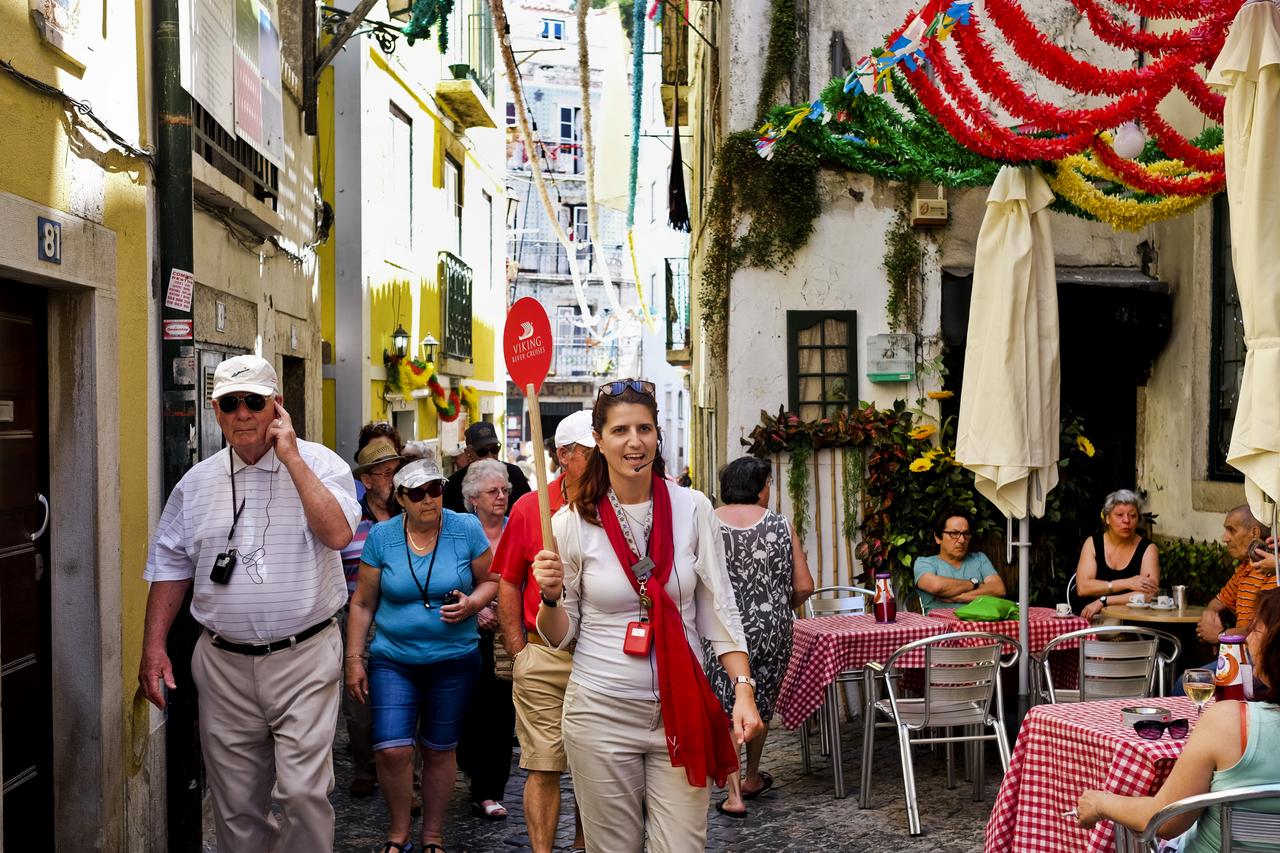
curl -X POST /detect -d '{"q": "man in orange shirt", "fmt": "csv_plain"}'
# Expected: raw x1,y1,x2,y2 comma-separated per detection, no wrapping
1197,505,1277,644
494,410,593,853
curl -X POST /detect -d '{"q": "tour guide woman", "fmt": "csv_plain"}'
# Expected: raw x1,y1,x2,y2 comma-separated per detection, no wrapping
345,459,498,853
532,379,763,852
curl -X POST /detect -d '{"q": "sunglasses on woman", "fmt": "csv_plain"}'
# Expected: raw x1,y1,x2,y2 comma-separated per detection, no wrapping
1132,718,1189,740
598,379,656,398
217,393,269,414
400,481,445,502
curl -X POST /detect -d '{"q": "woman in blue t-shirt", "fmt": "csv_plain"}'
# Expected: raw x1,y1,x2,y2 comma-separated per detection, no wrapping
345,458,497,853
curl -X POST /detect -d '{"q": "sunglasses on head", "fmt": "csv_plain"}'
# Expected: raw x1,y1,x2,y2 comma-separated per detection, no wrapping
598,379,656,399
401,481,445,502
217,393,269,414
1133,718,1189,740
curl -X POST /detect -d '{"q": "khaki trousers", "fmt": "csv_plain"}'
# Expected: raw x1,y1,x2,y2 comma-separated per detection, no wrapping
512,640,574,772
191,622,342,853
561,681,710,853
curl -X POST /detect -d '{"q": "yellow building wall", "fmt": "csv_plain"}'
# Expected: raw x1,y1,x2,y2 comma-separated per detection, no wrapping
319,64,339,449
0,0,152,809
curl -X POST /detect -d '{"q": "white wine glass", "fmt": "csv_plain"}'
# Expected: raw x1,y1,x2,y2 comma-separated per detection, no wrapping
1183,668,1215,719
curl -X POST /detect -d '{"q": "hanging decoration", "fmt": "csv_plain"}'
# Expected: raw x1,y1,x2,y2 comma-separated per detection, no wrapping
747,0,1233,230
489,0,599,334
459,384,480,424
426,374,463,421
402,0,456,51
667,11,691,232
575,0,624,318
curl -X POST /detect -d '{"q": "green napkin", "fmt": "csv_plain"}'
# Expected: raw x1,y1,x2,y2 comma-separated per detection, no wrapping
953,596,1019,621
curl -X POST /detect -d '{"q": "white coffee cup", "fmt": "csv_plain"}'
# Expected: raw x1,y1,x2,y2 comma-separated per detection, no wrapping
1055,603,1073,617
1157,595,1174,608
1130,593,1146,605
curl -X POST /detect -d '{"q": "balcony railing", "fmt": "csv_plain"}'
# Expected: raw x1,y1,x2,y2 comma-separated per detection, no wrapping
550,341,616,378
511,239,624,279
507,139,584,175
440,251,473,362
666,256,690,352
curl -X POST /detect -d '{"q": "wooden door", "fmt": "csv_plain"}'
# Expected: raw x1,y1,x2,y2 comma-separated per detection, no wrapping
0,283,53,845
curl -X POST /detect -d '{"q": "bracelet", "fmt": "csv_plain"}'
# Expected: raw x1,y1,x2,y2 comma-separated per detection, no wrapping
1107,580,1114,594
344,653,365,660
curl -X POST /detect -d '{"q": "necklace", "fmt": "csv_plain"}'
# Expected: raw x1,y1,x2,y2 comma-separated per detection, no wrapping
407,524,437,552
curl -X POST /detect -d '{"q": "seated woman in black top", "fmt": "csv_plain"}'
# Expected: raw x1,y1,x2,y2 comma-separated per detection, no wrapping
1070,489,1160,620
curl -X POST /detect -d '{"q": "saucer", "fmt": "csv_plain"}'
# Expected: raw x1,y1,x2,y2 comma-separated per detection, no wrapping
1149,603,1176,611
1127,601,1150,609
1052,611,1075,618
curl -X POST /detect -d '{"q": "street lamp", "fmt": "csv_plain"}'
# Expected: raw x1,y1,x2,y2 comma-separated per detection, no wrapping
421,334,439,363
391,323,410,358
386,0,413,23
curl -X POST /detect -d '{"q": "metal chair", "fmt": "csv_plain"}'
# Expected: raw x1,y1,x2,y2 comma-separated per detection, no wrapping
1113,784,1280,853
859,631,1022,836
1033,626,1181,704
799,585,876,792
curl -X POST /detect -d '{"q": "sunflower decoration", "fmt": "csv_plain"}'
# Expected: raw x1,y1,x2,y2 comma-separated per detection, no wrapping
908,423,937,441
909,456,934,473
1076,435,1096,458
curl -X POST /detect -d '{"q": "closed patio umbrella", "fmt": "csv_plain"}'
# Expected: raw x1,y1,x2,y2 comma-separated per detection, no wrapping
1210,0,1280,523
955,165,1060,705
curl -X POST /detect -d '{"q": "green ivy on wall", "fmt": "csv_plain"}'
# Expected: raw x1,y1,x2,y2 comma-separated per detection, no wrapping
756,0,798,125
883,184,923,334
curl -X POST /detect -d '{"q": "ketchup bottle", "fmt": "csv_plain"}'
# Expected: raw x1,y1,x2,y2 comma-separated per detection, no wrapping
873,573,897,624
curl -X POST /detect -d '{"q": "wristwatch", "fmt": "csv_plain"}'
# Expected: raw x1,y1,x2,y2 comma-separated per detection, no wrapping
970,578,980,590
540,593,559,608
1099,595,1109,607
733,675,757,691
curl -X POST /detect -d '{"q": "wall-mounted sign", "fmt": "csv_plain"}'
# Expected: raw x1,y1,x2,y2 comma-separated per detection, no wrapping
37,216,61,264
163,319,194,341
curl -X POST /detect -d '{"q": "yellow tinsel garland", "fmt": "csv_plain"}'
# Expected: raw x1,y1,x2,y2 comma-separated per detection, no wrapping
1047,153,1214,232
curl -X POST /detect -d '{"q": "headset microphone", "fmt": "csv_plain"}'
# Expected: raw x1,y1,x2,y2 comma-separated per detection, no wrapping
631,458,656,473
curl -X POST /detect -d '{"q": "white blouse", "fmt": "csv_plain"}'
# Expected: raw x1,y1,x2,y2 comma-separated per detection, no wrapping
538,484,748,700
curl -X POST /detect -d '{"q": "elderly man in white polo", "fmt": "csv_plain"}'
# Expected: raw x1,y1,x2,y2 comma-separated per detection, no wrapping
138,354,360,852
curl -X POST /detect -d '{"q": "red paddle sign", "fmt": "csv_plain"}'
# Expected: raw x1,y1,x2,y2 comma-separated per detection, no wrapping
503,297,554,394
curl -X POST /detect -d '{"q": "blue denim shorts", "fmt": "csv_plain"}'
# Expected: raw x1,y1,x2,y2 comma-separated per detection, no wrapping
369,650,480,751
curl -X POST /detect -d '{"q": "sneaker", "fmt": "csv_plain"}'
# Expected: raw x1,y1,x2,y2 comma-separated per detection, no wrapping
350,778,377,798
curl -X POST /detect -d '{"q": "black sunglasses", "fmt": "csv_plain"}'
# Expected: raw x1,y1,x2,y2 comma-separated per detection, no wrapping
1133,718,1189,740
401,481,445,502
598,379,656,399
217,393,269,414
473,445,501,458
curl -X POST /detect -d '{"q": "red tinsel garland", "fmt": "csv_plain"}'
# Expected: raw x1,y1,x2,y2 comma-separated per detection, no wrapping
980,0,1226,96
950,19,1179,132
1089,137,1225,195
1141,108,1224,172
1067,0,1200,54
1109,0,1222,20
1178,70,1226,121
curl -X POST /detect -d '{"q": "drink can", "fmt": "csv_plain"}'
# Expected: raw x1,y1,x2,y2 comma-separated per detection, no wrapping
1173,585,1187,610
1215,634,1248,702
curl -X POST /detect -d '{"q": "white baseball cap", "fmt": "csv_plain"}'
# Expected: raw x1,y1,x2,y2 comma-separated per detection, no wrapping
211,355,279,400
554,409,596,449
393,459,448,490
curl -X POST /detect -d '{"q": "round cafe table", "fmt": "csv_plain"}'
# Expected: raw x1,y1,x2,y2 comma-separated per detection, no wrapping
1101,604,1206,624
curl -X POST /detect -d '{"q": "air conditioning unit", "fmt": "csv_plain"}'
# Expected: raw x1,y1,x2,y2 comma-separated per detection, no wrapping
912,182,948,227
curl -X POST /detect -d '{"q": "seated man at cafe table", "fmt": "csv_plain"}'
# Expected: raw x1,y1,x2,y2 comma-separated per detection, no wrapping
913,509,1006,614
1196,505,1277,645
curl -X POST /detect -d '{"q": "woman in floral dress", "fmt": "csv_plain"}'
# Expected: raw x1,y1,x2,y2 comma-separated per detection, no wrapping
705,456,814,817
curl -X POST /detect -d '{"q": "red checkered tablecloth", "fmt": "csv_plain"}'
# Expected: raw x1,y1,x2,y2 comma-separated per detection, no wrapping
984,696,1197,853
928,606,1089,654
774,612,951,729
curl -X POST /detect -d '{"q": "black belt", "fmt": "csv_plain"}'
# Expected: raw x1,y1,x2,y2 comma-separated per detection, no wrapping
209,617,335,656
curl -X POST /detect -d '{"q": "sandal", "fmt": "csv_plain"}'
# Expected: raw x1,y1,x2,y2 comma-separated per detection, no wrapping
741,770,774,800
471,800,508,820
380,842,413,853
422,845,446,853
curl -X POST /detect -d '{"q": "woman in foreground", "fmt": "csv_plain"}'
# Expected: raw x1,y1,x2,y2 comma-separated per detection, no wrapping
531,379,762,852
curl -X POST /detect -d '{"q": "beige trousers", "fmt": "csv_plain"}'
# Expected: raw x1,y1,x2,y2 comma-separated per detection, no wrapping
561,681,710,853
191,622,342,853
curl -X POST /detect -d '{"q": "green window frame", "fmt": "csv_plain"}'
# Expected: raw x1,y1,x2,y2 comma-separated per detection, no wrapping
786,310,857,419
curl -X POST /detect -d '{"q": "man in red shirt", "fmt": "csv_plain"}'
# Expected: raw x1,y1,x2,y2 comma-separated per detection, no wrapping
495,410,593,853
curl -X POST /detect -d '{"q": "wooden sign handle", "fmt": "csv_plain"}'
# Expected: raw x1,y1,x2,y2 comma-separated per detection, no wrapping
526,384,555,550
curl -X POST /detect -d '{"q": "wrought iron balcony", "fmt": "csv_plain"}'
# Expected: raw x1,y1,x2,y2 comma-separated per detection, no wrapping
665,256,690,361
440,251,473,362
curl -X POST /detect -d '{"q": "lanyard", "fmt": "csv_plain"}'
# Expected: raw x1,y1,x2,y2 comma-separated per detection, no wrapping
227,450,246,545
607,488,656,609
402,515,444,609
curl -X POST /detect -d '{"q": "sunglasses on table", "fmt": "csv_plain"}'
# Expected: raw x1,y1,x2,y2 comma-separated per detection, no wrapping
217,393,270,414
598,379,656,398
400,481,445,502
1132,718,1189,740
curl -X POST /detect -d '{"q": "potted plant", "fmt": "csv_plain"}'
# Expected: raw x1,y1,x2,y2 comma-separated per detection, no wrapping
448,62,471,81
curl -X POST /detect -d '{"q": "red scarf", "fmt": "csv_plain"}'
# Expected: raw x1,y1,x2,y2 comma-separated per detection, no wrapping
597,477,739,788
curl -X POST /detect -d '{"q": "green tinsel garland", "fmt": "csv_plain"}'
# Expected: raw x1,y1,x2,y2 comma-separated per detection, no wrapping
402,0,455,51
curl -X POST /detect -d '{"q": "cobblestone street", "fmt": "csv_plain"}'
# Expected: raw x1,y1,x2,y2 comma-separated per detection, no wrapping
326,717,997,853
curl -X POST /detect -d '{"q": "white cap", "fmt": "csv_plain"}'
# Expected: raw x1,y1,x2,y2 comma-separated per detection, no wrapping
393,459,447,490
211,355,279,400
554,409,596,449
